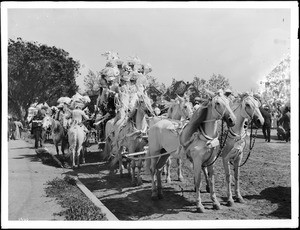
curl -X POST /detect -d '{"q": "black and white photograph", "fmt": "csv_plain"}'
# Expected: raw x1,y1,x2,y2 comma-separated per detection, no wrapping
2,1,299,229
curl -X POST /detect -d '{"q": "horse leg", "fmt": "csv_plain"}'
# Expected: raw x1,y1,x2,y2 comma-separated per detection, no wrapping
202,167,210,193
137,159,143,186
130,160,136,186
118,148,124,177
234,153,245,203
61,136,65,156
206,164,221,210
150,156,159,200
165,157,172,183
156,168,164,199
193,159,205,213
222,156,234,206
77,145,83,168
54,140,60,156
177,158,184,182
70,147,76,169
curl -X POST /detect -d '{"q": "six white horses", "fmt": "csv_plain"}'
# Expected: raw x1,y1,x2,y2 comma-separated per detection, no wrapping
42,88,265,213
146,90,236,213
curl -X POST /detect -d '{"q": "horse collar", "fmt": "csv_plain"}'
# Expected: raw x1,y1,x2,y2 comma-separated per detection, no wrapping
198,125,214,141
228,127,247,140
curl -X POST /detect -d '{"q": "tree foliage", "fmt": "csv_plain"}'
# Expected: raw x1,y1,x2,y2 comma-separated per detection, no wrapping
8,38,79,120
189,74,231,100
83,70,101,96
206,74,230,92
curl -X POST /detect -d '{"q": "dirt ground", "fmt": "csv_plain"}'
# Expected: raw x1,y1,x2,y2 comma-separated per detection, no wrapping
72,129,292,221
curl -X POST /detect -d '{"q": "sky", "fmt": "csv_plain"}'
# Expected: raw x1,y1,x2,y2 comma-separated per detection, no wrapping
4,2,294,93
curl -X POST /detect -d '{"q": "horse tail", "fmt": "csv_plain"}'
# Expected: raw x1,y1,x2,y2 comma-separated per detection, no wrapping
69,126,77,152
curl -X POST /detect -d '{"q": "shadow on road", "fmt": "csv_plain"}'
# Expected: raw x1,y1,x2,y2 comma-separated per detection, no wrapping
12,154,41,162
101,188,195,220
243,186,291,219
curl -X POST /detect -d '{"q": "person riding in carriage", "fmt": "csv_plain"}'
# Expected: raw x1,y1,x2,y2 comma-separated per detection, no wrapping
66,104,90,134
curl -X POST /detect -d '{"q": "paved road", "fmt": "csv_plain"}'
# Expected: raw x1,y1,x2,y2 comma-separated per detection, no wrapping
7,139,70,220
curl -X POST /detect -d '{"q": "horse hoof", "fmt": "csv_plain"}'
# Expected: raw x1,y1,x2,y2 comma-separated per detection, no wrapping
213,203,221,210
236,196,245,204
196,207,205,213
227,199,234,207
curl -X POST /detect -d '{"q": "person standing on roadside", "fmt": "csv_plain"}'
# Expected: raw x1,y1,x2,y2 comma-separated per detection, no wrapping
8,117,16,140
14,119,24,140
260,105,272,142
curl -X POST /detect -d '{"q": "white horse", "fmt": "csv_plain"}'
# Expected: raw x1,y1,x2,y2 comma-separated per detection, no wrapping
205,92,264,206
42,115,68,156
110,91,154,185
146,89,236,213
68,124,87,169
163,96,193,183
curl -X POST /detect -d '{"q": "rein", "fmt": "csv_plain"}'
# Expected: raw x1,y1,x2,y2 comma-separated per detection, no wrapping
202,119,229,168
237,119,258,167
228,97,259,167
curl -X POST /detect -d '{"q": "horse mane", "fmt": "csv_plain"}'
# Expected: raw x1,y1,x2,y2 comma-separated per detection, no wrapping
189,104,208,130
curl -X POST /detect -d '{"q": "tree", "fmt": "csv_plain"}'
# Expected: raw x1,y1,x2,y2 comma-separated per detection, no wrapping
8,38,79,120
83,70,101,96
206,74,231,92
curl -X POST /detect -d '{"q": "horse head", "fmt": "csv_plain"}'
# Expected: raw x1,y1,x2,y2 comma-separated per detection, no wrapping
207,89,236,127
42,115,52,130
239,92,264,128
169,95,193,120
136,91,154,117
